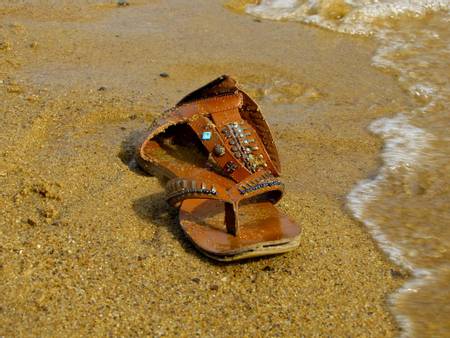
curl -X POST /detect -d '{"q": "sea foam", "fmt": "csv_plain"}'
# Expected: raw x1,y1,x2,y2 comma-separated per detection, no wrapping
247,0,449,34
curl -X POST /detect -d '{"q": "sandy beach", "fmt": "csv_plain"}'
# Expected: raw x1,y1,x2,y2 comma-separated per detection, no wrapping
0,1,416,336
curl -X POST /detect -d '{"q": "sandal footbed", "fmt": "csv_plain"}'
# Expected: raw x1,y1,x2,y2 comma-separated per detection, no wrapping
180,199,301,258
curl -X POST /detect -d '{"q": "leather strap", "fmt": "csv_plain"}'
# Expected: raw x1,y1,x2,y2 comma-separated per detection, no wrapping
139,76,282,177
188,114,251,182
187,95,277,182
165,174,284,236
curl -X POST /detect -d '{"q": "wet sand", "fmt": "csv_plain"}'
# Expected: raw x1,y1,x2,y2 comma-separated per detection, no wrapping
0,1,413,336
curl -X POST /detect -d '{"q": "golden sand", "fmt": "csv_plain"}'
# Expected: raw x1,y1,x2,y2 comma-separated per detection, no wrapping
0,0,414,336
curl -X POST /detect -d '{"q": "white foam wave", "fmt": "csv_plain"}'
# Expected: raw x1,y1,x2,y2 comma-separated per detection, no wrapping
389,268,432,338
347,115,435,337
347,115,432,268
247,0,449,35
369,115,431,171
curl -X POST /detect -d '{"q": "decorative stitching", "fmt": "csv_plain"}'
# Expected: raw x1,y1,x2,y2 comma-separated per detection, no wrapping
238,180,283,195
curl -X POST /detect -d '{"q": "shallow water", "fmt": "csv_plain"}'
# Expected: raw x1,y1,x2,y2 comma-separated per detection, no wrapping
244,0,450,336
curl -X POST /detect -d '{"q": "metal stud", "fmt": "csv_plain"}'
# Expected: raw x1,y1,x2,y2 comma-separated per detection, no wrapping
225,161,238,174
213,144,226,157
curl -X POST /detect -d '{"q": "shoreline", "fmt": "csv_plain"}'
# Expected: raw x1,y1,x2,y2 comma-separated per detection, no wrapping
0,1,413,336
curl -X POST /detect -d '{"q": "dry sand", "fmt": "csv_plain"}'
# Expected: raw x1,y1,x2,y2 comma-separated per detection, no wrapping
0,0,414,336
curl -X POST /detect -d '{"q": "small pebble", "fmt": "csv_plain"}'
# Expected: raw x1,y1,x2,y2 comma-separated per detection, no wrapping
209,284,219,291
117,0,129,7
390,269,404,279
98,86,106,91
27,218,37,226
192,277,200,284
159,72,169,78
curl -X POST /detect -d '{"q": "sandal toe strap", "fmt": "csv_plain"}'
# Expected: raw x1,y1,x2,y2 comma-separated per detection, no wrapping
165,173,284,236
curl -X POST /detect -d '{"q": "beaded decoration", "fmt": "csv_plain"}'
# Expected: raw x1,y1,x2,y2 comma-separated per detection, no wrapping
221,121,267,173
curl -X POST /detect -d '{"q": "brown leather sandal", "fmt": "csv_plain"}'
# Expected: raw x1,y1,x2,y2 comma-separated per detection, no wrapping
137,75,301,261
